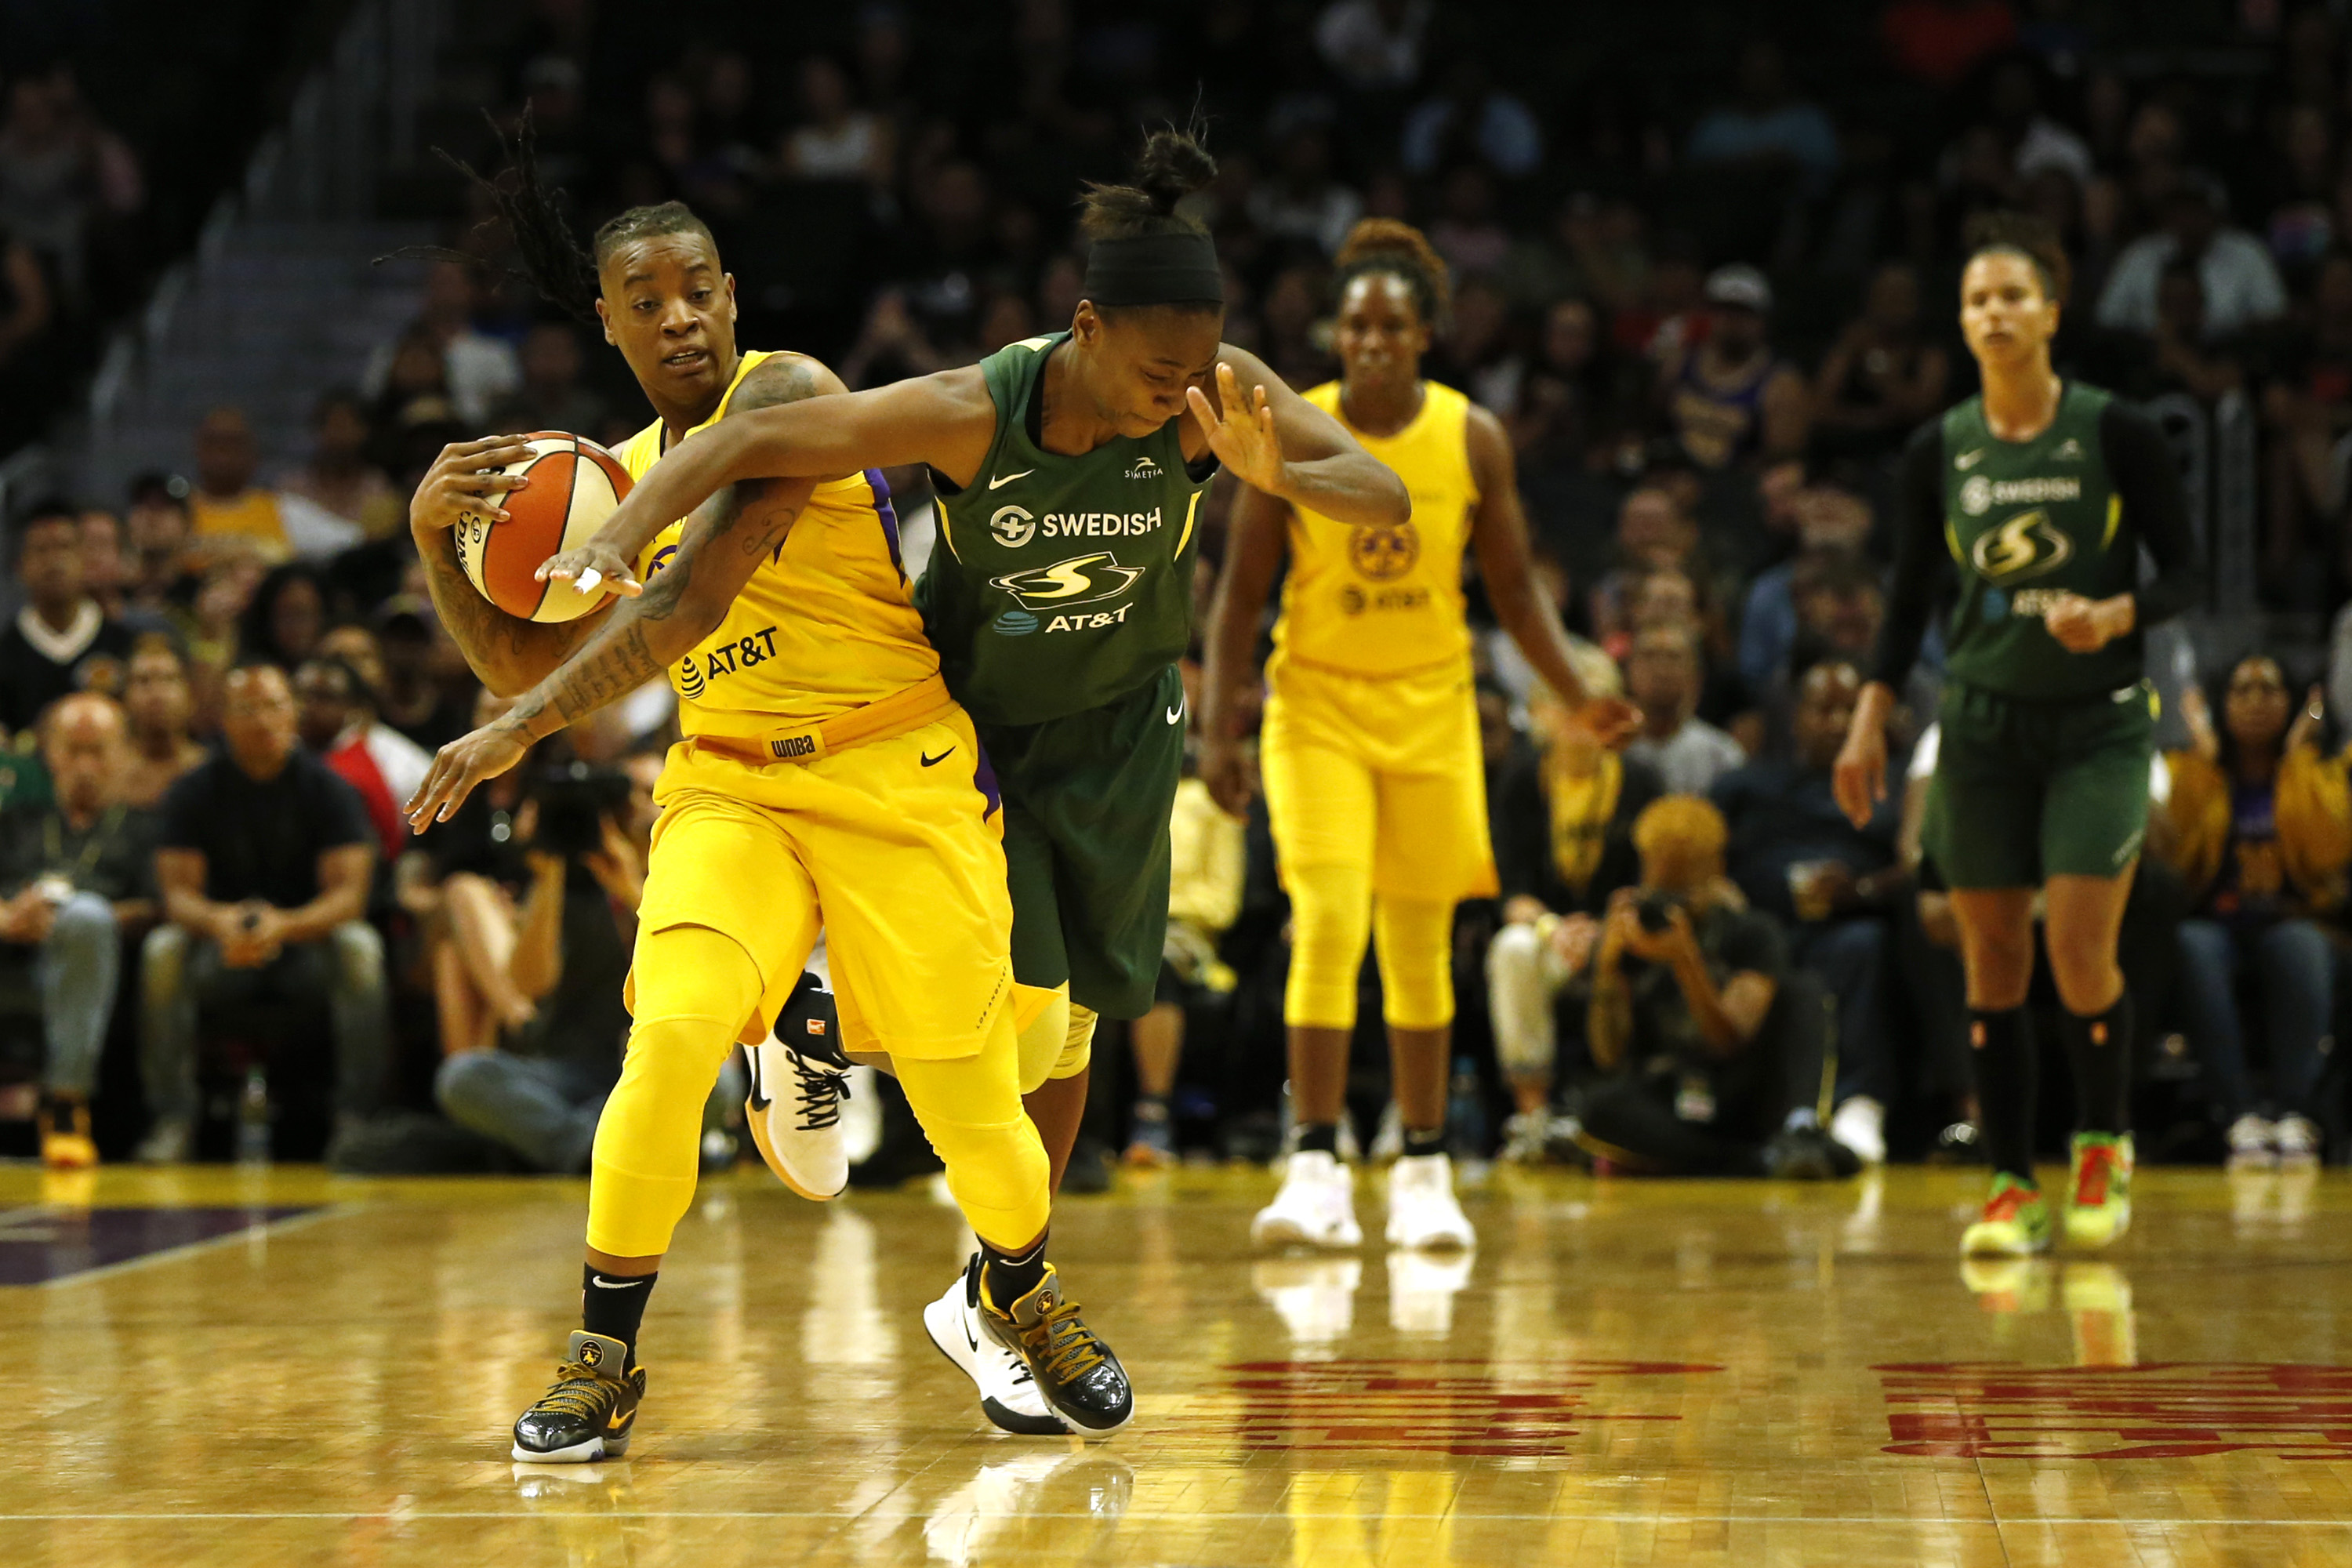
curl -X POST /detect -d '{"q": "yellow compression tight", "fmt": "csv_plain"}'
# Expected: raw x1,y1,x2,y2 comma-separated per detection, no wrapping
590,924,1052,1258
1282,859,1457,1033
1010,982,1099,1094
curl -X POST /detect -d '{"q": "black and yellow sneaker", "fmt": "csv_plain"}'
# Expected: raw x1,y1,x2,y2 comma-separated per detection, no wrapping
511,1331,646,1463
980,1263,1133,1436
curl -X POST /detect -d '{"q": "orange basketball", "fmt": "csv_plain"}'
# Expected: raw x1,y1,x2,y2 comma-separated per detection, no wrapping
452,432,633,623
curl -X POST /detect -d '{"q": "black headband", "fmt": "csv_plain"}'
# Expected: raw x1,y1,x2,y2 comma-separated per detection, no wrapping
1083,231,1224,307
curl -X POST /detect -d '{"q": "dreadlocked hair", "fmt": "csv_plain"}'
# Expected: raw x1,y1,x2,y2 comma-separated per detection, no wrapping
1080,124,1217,242
380,109,717,325
1962,209,2072,306
1333,219,1450,326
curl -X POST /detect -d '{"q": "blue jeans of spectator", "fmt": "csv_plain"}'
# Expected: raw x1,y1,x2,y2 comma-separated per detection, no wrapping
24,891,118,1097
140,920,390,1127
1787,916,1892,1107
2175,917,2333,1120
436,1051,612,1174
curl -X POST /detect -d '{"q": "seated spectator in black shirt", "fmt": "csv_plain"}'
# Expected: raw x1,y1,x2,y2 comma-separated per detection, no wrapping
0,499,135,735
0,692,156,1168
1712,661,1904,1164
1573,795,1854,1179
139,663,387,1161
1486,681,1663,1160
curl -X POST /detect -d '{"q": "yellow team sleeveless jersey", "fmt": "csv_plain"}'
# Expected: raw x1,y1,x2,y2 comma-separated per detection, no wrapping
1270,379,1479,679
612,350,938,737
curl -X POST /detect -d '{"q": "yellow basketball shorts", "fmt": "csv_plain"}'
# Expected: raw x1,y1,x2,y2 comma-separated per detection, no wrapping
1261,654,1498,902
631,708,1014,1060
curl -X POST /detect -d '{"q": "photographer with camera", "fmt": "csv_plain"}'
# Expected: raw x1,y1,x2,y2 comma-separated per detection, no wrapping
433,760,659,1174
1572,794,1855,1179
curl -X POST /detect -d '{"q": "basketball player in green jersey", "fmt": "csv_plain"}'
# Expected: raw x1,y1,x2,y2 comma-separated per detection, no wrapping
1835,214,2200,1258
533,129,1409,1432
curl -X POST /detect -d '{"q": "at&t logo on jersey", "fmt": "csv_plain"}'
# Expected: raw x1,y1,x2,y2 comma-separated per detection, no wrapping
677,626,781,698
989,551,1144,609
1969,509,2074,582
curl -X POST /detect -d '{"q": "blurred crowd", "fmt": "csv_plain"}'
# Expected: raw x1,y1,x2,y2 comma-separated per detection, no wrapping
9,0,2352,1181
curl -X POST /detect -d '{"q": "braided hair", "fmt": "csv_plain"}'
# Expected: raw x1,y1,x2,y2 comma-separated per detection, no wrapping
388,110,717,324
1333,219,1451,328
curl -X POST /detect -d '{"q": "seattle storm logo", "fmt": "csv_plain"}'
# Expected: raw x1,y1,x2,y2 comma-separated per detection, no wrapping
989,552,1144,609
1970,510,2074,583
1348,520,1420,581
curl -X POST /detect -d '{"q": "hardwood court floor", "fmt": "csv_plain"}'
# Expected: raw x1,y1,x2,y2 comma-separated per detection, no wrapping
5,1160,2352,1566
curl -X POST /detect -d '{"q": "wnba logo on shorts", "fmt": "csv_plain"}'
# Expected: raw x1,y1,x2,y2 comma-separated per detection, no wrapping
770,735,818,760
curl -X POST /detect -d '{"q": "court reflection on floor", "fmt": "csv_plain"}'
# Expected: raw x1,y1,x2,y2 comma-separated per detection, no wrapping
8,1163,2352,1567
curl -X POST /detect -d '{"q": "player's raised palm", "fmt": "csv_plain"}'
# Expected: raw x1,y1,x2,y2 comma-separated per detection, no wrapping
1188,362,1283,492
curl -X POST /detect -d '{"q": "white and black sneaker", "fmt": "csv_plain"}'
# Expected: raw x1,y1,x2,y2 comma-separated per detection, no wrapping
924,1253,1069,1436
746,974,852,1200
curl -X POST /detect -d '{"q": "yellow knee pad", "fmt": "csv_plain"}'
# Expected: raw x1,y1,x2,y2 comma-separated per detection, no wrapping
1284,860,1374,1030
1054,1004,1096,1081
895,1025,1051,1251
1012,982,1069,1094
1374,895,1456,1031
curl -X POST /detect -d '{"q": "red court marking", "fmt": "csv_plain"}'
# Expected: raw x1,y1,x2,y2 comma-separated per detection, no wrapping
1874,1362,2352,1459
1160,1359,1722,1458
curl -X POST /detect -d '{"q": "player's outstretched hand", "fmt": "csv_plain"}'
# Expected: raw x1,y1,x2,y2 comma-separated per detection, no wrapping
1569,695,1641,750
536,540,642,599
1186,362,1283,492
1832,724,1886,830
2042,591,2130,653
405,720,532,833
411,435,535,537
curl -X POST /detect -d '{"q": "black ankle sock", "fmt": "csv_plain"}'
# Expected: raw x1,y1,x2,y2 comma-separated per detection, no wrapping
580,1265,656,1360
982,1235,1047,1311
1968,1007,2038,1183
1296,1122,1340,1156
2060,992,2133,1137
1402,1125,1446,1159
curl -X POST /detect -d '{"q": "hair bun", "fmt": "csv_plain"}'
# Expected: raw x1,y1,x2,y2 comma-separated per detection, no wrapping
1134,128,1217,215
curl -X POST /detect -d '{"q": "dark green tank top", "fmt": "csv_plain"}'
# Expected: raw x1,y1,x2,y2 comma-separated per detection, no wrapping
1938,382,2142,699
916,332,1216,727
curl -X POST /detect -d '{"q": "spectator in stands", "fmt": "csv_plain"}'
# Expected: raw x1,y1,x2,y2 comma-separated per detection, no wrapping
1686,38,1839,196
1486,681,1663,1160
1315,0,1431,94
79,507,128,621
1510,296,1645,477
780,55,895,190
238,563,326,673
0,74,97,295
2108,260,2245,406
1247,122,1361,258
2097,175,2288,341
1737,483,1874,702
294,655,431,869
277,390,395,538
362,260,520,427
1812,262,1950,461
372,598,474,753
1660,266,1809,470
188,407,360,562
1986,57,2092,190
1123,761,1247,1166
1712,660,1903,1163
486,322,609,442
1573,795,1853,1178
118,633,205,808
1401,57,1541,179
140,662,387,1162
0,692,155,1168
0,499,132,734
122,472,197,623
2160,657,2347,1168
1621,621,1746,796
2264,250,2352,585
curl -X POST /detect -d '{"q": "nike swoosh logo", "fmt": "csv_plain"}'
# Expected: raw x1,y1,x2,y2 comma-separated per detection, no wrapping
589,1277,648,1290
921,748,955,767
1166,702,1185,725
964,1313,979,1353
1955,448,1985,470
746,1051,771,1113
987,470,1034,490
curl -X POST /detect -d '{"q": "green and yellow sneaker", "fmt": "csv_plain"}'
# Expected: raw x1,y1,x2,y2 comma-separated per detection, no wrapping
2064,1132,2134,1247
1961,1172,2053,1256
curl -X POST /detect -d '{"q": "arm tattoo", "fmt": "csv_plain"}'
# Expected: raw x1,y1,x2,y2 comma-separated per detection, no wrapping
418,526,598,688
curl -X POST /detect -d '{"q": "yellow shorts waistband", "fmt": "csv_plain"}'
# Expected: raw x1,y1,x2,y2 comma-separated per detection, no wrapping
684,673,955,768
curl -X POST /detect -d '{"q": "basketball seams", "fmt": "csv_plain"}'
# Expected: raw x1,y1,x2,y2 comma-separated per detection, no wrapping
458,430,633,623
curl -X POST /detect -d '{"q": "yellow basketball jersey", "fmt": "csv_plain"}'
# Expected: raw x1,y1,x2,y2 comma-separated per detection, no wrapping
1271,379,1479,678
613,350,938,737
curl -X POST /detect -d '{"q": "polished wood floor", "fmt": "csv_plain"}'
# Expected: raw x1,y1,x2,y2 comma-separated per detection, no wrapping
5,1160,2352,1566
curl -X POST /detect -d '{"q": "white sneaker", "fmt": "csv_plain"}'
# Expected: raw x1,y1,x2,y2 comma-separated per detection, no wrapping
2226,1112,2278,1170
1385,1152,1475,1250
921,1255,1069,1436
2275,1114,2323,1169
1830,1096,1887,1166
1251,1150,1362,1248
745,1033,850,1200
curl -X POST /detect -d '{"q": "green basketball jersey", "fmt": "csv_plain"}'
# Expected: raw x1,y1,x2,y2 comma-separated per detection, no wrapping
1938,382,2143,700
915,332,1215,728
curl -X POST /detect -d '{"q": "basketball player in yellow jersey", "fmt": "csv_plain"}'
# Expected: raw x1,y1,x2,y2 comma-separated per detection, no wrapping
1202,220,1637,1252
403,147,1132,1457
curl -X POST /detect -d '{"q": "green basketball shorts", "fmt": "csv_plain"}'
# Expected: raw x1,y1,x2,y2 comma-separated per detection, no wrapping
1922,679,2156,890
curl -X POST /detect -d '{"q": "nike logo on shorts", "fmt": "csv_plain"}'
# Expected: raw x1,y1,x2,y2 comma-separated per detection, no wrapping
921,747,956,767
1167,700,1185,725
987,469,1034,490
